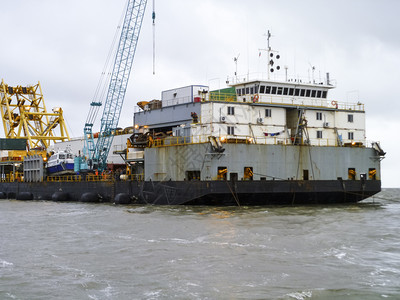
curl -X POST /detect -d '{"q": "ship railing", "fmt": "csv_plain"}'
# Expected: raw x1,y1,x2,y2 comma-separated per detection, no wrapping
123,173,144,181
226,72,334,86
257,95,365,111
152,134,372,148
86,174,114,182
47,175,82,182
202,89,364,111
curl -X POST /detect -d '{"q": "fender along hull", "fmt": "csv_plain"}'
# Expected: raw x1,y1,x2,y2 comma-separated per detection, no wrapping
0,179,381,205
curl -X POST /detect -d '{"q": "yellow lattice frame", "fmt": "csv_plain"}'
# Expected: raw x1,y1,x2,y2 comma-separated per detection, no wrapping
0,79,70,150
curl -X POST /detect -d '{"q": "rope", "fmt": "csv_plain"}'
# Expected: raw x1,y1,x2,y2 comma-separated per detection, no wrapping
226,180,241,207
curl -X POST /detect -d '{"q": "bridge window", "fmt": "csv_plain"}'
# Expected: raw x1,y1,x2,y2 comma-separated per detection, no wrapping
246,87,249,94
311,90,316,97
236,89,241,96
306,89,311,97
289,88,294,96
277,87,283,95
265,86,271,94
271,86,277,94
295,88,300,96
260,85,265,93
317,90,322,98
300,89,305,96
283,87,288,95
250,87,254,94
322,91,327,98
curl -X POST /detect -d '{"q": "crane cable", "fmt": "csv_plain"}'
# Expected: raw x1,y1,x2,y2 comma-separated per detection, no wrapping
152,0,156,75
87,1,127,126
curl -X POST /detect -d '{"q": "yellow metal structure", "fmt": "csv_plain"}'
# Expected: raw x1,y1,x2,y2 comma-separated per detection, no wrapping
0,79,70,150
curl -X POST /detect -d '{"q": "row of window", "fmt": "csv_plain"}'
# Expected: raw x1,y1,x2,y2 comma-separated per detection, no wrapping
229,107,354,122
227,126,355,140
187,167,377,181
236,85,328,99
317,131,355,140
316,112,354,123
227,106,272,118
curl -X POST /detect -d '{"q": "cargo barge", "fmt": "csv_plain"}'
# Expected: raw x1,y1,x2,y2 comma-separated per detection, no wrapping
0,75,385,205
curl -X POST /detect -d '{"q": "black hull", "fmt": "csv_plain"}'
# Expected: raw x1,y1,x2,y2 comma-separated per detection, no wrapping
0,179,381,205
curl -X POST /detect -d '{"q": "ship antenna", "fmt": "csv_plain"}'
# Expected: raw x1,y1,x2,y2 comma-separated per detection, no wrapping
267,30,271,79
259,30,280,80
233,53,240,83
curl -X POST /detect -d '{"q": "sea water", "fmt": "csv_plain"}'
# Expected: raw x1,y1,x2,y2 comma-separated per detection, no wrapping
0,189,399,299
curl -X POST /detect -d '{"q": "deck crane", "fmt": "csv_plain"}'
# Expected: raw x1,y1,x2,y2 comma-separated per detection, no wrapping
82,0,148,172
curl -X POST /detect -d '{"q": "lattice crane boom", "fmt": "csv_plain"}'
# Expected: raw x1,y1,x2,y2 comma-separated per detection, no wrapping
83,0,147,171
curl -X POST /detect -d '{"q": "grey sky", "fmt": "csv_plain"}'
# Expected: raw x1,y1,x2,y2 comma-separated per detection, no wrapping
1,0,398,187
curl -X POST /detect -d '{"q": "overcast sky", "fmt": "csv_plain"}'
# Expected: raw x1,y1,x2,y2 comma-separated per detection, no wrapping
1,0,399,187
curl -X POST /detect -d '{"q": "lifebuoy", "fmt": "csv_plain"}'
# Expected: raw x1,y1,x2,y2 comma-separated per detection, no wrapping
331,100,337,106
253,94,259,102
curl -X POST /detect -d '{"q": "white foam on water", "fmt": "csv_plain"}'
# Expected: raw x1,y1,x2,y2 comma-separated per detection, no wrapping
287,290,313,300
1,259,13,268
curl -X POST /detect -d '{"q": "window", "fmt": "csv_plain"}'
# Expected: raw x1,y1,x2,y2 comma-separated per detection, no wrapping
317,90,322,98
271,86,277,94
250,87,254,94
236,89,241,96
322,91,327,98
217,167,227,180
241,88,245,95
255,86,259,93
245,87,249,94
316,112,322,120
295,89,300,96
348,114,354,123
227,126,235,135
283,87,288,95
306,89,311,97
317,130,323,139
186,170,200,181
277,87,283,95
265,86,271,94
260,85,265,93
369,168,376,180
300,89,305,96
289,88,294,96
244,167,253,180
348,132,354,140
227,106,235,115
311,90,316,97
265,108,272,117
230,173,238,181
348,168,356,180
303,169,309,180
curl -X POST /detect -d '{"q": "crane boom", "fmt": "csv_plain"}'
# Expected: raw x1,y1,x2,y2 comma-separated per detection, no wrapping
83,0,147,171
